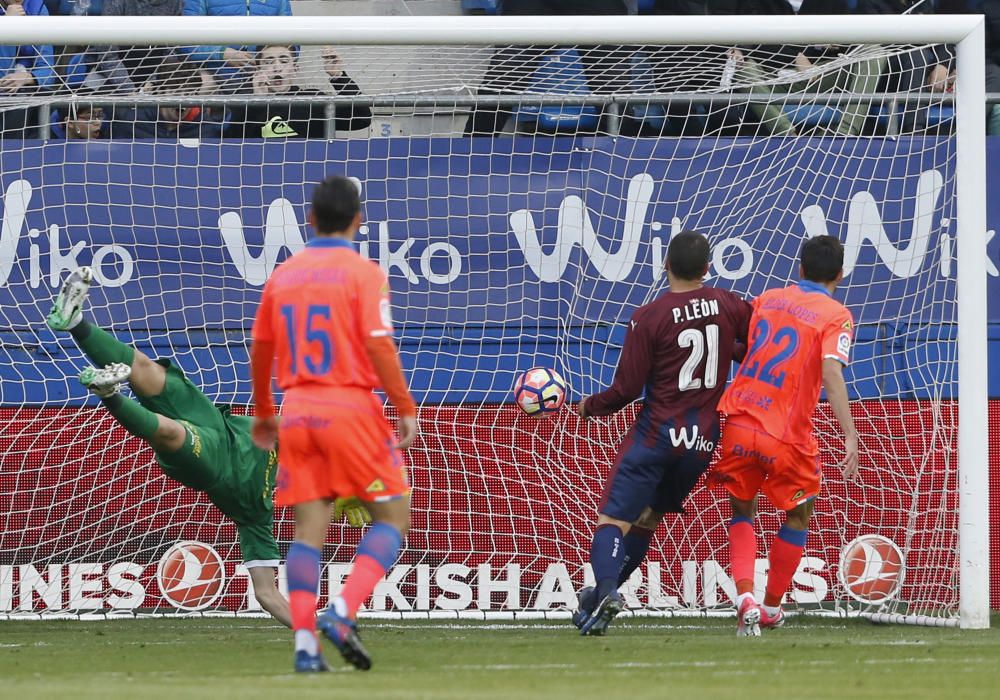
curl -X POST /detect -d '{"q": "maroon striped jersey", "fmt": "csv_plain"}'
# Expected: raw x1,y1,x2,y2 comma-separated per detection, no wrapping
585,286,753,439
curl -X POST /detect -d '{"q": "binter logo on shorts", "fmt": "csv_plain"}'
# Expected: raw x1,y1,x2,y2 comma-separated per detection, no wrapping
838,534,905,606
156,541,226,611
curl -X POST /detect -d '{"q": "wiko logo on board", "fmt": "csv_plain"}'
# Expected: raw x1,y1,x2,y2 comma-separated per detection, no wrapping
507,169,989,283
0,180,135,288
217,179,464,287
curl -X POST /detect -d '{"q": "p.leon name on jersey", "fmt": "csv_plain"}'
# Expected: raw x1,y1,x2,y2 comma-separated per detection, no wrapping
672,297,721,324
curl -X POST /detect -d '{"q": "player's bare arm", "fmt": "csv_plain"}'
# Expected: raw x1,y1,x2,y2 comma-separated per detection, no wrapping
365,334,419,449
821,357,859,479
249,566,292,627
250,336,279,451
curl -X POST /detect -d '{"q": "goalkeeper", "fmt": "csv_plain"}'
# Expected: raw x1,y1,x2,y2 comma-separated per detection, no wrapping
45,266,370,626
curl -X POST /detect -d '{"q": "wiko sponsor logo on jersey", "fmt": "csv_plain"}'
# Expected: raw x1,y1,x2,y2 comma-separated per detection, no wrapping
667,425,715,453
0,180,135,288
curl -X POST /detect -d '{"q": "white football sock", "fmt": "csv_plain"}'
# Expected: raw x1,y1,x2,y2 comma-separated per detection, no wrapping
330,595,348,618
763,604,781,617
736,592,756,609
294,629,318,655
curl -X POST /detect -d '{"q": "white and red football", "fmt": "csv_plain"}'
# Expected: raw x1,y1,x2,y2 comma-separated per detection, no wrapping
513,367,568,416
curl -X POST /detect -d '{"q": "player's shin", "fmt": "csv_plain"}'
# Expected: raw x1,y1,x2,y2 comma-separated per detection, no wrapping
728,516,757,601
70,321,136,368
616,526,654,587
590,523,625,600
338,521,403,619
286,541,322,654
101,394,159,441
763,524,808,611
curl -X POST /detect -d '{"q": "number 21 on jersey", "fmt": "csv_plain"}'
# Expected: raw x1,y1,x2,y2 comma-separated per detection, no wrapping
280,304,335,375
678,324,719,392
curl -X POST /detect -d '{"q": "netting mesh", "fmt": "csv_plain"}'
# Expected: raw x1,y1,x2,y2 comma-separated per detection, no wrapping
0,39,964,621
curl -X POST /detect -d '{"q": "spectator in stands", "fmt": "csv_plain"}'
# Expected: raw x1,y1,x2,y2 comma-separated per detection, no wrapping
227,45,371,138
72,0,183,92
713,0,886,136
854,0,951,133
180,0,292,93
108,56,226,138
44,0,103,14
940,0,998,133
1,0,57,138
464,0,630,136
50,101,106,139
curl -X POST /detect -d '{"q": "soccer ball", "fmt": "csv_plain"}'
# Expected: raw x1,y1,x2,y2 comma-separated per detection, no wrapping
513,367,568,416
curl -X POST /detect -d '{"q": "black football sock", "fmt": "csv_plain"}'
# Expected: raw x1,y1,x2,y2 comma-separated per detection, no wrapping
617,526,655,587
590,524,625,600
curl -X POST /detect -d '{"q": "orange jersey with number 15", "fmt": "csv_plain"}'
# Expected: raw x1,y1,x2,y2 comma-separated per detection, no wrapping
719,280,854,453
251,237,393,392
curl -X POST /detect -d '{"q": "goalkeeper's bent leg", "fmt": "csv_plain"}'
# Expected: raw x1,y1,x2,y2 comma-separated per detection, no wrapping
71,322,167,397
100,393,161,443
69,320,135,368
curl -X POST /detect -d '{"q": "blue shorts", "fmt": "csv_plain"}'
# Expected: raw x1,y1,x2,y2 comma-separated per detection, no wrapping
598,422,718,522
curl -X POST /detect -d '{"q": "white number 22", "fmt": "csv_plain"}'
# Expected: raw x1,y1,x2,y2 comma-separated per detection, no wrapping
677,324,719,391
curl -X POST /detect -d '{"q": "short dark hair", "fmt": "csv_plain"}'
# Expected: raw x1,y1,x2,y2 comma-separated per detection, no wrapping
800,235,844,283
667,230,711,281
148,56,201,95
311,176,361,234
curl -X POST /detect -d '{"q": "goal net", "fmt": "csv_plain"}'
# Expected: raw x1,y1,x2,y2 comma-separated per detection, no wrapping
0,16,989,627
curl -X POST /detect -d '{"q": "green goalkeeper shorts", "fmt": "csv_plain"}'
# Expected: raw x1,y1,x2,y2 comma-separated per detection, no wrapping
143,360,229,492
138,359,225,432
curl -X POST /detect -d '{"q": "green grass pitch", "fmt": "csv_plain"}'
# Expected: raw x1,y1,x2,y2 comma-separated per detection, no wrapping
2,616,999,699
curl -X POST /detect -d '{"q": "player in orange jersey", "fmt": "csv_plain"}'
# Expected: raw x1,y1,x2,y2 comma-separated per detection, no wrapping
708,235,859,637
250,176,418,673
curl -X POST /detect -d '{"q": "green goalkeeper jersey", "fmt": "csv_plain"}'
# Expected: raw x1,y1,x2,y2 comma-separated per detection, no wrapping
139,361,280,565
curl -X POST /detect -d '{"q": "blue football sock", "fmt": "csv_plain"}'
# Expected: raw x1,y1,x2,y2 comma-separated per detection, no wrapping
590,524,625,600
617,526,655,587
286,541,322,596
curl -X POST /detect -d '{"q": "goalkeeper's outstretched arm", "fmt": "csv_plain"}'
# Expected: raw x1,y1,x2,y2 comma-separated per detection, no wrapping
249,566,292,627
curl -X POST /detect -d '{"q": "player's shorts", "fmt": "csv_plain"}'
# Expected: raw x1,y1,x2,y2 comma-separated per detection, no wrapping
237,519,281,568
708,417,821,512
141,360,229,492
275,388,409,507
599,422,718,523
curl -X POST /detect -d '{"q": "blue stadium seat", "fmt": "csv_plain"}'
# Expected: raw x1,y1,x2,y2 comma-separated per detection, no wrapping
516,49,600,133
461,0,499,14
781,104,843,128
927,105,955,127
625,51,667,132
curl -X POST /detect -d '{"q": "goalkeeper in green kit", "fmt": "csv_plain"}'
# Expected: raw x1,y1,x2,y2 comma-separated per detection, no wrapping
46,267,370,626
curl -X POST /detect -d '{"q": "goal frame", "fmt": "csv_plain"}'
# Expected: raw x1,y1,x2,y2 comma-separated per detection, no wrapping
1,14,989,629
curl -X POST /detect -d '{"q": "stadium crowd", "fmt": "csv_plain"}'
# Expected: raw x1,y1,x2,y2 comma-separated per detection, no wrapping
0,0,996,138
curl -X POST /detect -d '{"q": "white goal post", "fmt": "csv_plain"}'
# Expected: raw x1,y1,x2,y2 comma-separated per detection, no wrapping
0,15,989,629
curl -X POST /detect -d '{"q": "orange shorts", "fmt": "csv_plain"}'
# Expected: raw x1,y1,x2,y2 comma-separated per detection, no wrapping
707,418,821,511
274,389,409,507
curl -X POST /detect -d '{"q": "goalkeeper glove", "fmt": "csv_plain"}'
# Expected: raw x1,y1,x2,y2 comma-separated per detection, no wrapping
334,496,372,528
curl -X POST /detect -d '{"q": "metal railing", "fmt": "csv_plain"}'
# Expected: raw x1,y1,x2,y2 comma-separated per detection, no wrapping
27,91,1000,140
